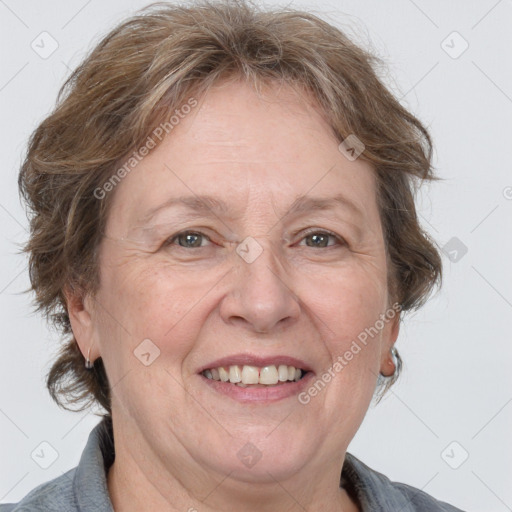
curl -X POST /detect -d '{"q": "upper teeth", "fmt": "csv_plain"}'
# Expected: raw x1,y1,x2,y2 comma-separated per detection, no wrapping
203,364,303,385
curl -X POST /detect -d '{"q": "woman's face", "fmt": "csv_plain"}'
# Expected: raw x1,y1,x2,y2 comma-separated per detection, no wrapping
72,79,398,489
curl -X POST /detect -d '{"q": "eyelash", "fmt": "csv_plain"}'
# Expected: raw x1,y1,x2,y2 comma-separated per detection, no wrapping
165,228,347,250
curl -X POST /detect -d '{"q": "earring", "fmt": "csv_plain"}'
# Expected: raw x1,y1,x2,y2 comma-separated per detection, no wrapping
85,345,94,369
389,346,398,375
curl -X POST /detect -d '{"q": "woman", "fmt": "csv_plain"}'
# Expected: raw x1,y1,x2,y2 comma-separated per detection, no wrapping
1,1,464,510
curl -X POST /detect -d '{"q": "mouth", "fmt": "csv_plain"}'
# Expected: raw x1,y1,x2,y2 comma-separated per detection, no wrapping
201,363,307,387
198,355,314,402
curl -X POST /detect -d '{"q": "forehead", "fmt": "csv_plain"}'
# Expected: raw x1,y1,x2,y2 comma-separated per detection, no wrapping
104,79,379,234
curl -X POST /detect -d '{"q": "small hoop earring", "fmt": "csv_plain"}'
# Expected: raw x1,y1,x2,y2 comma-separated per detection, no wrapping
85,345,94,369
390,346,399,375
390,345,398,362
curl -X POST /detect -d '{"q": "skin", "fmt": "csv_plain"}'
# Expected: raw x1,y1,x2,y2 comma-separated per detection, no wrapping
67,77,399,512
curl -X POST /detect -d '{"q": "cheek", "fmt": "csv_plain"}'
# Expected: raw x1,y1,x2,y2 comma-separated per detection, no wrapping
296,264,387,395
93,265,210,418
302,260,388,338
97,260,218,362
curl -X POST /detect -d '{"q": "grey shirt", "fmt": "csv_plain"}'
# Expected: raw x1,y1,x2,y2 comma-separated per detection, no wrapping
1,416,464,511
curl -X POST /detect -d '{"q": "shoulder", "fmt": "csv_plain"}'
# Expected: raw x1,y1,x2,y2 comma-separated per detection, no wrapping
0,468,77,512
343,452,466,511
1,416,114,512
390,480,465,511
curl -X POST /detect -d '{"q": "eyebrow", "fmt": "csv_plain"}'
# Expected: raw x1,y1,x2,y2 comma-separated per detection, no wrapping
284,193,364,219
138,192,364,225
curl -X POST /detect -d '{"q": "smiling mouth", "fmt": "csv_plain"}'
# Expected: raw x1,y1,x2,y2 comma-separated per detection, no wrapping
201,364,307,387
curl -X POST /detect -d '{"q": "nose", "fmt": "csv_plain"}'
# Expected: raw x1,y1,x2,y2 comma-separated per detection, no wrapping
220,238,301,334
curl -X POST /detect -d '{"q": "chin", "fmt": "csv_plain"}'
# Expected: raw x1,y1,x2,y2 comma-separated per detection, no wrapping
201,429,315,483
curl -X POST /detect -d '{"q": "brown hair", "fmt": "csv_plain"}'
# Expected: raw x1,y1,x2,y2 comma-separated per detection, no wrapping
19,0,442,416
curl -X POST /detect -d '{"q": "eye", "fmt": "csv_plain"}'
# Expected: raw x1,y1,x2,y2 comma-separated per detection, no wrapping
164,229,345,250
298,229,346,248
166,231,212,248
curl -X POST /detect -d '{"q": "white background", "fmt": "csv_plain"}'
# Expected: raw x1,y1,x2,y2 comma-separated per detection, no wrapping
1,1,511,511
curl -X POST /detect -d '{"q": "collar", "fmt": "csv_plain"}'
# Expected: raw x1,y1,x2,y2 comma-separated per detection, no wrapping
73,415,115,512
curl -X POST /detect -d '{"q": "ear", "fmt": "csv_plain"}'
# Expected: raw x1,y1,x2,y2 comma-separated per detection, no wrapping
379,311,400,377
64,284,100,363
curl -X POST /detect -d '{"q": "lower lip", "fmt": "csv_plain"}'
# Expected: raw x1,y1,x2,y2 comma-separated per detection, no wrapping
199,372,315,403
